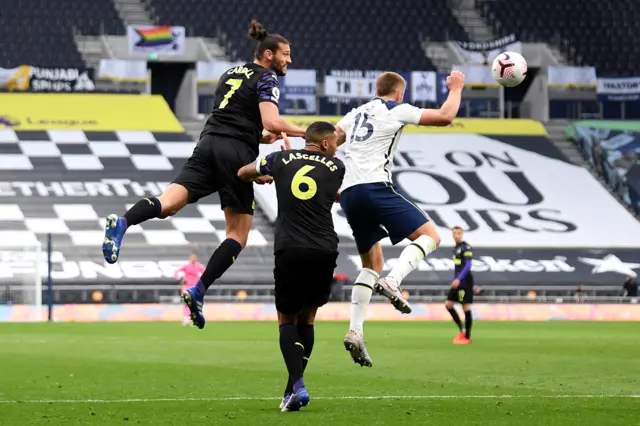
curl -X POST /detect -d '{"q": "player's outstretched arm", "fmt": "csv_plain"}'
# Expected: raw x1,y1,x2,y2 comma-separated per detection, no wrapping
238,150,280,184
417,71,465,127
259,103,306,137
238,161,260,182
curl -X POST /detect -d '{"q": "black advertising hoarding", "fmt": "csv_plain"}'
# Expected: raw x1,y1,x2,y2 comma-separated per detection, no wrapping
337,247,639,286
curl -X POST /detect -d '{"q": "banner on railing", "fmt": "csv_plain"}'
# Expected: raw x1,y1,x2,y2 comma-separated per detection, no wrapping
0,65,95,92
548,66,597,88
410,71,437,102
281,69,317,114
127,25,186,56
196,60,245,84
324,70,382,99
597,77,640,101
98,59,148,83
456,34,522,64
452,65,498,87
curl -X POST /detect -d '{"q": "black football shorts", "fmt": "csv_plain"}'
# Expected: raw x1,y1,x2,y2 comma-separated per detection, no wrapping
447,276,474,304
171,134,256,215
273,248,339,315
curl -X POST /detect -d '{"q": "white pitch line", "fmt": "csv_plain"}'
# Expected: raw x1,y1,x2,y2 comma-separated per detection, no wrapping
0,395,638,404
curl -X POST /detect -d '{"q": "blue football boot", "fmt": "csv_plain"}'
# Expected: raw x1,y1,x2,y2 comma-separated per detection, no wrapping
102,214,127,264
182,285,206,329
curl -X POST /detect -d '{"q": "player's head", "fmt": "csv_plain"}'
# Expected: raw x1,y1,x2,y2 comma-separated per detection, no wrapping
376,72,406,103
305,121,338,157
248,20,291,76
452,226,464,244
189,253,198,264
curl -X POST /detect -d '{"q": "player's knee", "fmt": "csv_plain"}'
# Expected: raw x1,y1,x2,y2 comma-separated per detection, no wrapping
445,300,453,309
361,256,383,273
226,232,248,248
158,185,189,217
431,232,441,247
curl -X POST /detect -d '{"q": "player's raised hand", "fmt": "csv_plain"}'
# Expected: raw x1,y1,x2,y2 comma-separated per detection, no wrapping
261,132,282,144
254,175,274,185
280,132,292,151
446,71,465,91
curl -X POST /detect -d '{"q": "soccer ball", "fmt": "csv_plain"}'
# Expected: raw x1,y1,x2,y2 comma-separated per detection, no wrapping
491,51,527,87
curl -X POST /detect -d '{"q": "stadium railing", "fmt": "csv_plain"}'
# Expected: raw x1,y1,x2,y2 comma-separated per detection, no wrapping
2,283,631,305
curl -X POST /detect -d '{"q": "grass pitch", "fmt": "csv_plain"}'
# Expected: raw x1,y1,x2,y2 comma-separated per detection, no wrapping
0,321,638,425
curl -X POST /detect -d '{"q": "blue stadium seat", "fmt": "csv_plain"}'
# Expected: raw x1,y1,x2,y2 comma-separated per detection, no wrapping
479,0,640,76
0,0,125,68
147,0,468,70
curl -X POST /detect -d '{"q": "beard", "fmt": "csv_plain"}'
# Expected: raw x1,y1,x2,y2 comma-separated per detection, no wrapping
272,61,287,76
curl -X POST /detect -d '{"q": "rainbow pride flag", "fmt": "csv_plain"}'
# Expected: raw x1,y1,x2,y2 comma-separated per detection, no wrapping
134,26,174,47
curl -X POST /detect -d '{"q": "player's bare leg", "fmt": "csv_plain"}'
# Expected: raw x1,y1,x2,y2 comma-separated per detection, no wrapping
102,183,189,264
278,309,314,412
344,243,382,368
454,304,473,344
183,208,252,329
376,222,440,314
445,299,465,341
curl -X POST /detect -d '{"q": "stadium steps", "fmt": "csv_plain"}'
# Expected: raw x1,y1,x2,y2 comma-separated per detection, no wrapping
423,42,454,72
545,120,586,166
112,0,153,26
451,0,495,42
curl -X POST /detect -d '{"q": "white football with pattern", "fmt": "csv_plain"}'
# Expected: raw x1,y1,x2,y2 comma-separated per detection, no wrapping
491,51,528,87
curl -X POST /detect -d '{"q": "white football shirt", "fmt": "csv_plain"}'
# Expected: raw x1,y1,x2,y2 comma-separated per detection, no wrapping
337,98,423,191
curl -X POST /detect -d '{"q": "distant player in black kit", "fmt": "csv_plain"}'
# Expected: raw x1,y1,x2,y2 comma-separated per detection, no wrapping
238,122,345,412
446,226,474,344
101,20,307,329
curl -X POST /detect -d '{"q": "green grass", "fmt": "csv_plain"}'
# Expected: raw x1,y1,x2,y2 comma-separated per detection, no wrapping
0,321,639,425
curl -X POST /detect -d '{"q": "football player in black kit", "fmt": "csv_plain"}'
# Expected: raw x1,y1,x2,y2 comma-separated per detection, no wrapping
101,20,307,329
238,122,345,412
446,226,474,344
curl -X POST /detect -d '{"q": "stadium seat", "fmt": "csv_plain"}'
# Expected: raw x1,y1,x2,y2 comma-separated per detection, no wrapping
0,0,125,68
147,0,468,70
479,0,640,76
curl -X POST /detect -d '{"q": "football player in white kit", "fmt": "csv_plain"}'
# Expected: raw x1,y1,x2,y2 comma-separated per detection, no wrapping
336,71,465,367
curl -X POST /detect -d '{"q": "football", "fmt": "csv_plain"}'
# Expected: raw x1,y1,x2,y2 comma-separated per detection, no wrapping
491,51,528,87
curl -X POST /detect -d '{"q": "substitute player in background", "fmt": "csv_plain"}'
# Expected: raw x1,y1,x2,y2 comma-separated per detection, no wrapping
174,253,205,326
336,71,465,367
239,122,344,412
101,20,306,329
446,226,474,344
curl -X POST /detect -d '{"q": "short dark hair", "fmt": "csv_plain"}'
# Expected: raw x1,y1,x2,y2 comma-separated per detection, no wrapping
248,20,289,59
452,226,463,232
305,121,336,144
376,72,406,97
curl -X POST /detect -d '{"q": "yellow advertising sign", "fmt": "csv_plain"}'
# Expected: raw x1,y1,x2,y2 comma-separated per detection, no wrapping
0,93,183,131
283,116,548,136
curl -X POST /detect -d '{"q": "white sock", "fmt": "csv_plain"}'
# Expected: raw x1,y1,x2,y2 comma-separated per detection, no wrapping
349,268,379,335
387,235,438,286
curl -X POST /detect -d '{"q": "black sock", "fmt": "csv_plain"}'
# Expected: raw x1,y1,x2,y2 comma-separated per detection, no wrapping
123,197,162,227
448,307,463,332
285,324,315,395
279,323,304,387
200,238,242,290
465,310,473,339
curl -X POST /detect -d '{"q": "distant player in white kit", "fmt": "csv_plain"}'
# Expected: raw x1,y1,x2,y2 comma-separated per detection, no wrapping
336,71,465,367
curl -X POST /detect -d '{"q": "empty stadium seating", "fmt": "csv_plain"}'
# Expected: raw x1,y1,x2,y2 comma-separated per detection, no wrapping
479,0,640,76
148,0,468,70
0,0,124,68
